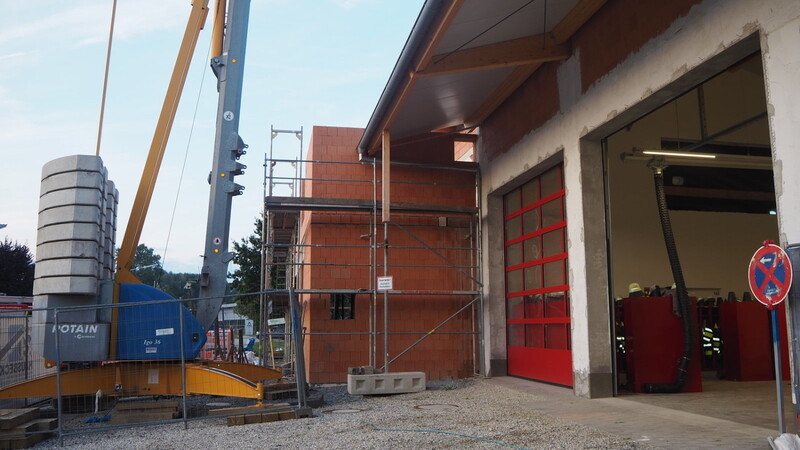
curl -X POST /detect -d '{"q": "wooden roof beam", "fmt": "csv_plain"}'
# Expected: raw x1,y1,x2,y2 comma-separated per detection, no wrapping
551,0,608,45
417,34,570,77
466,0,608,126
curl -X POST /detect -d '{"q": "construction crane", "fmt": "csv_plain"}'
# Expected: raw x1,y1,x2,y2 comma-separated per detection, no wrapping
0,0,280,402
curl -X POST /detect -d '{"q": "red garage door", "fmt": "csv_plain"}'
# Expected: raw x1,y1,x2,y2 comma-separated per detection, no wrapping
504,164,572,386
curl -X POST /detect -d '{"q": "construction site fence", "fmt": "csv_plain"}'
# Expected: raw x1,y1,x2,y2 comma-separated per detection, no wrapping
0,293,308,446
0,288,482,445
0,309,51,408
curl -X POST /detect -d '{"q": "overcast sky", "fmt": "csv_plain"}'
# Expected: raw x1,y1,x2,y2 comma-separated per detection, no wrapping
1,0,421,273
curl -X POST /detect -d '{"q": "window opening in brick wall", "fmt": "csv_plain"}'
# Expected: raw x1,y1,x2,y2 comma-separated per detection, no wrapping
330,293,355,320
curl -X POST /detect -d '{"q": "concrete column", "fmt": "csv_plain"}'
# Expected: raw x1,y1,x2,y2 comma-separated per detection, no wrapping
564,139,613,398
762,14,800,418
762,17,800,246
482,193,508,376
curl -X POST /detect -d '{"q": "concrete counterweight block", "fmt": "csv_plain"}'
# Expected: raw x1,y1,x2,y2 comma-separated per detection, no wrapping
41,154,104,179
33,277,97,296
347,372,426,395
36,222,104,245
38,205,102,227
34,154,111,299
40,171,106,196
36,259,99,278
38,188,104,212
36,241,100,261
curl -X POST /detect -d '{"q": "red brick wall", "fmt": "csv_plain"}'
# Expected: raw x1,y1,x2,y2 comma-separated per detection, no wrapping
300,126,478,382
479,0,703,161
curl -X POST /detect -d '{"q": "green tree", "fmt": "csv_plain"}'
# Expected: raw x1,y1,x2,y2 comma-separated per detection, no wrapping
156,272,199,299
118,244,200,299
0,238,34,296
230,217,262,329
129,243,164,287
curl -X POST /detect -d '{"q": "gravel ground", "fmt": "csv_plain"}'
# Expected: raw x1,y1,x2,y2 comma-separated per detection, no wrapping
34,378,649,449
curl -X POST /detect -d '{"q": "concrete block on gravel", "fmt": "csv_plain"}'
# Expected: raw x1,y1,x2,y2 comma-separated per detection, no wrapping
347,372,426,395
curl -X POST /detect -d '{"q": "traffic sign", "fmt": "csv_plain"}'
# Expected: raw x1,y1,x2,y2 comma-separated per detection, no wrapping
748,242,793,309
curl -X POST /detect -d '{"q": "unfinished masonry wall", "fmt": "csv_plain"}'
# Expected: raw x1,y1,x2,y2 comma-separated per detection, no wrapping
300,126,477,383
478,0,800,398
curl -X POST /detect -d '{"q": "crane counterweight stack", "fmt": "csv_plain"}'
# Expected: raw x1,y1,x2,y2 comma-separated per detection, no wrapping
33,155,118,362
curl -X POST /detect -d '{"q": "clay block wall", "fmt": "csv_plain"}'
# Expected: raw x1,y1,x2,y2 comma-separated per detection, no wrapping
299,126,478,382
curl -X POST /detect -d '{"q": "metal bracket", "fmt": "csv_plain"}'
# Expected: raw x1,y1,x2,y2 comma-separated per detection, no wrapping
210,56,225,84
646,157,669,174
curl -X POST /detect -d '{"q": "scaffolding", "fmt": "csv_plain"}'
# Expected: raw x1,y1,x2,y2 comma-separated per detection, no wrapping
259,126,482,379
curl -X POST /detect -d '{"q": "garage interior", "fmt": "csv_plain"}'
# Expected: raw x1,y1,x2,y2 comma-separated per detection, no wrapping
604,51,792,431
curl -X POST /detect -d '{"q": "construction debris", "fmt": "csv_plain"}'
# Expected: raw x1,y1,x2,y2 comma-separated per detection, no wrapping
109,400,180,425
225,406,312,426
0,408,57,449
208,402,290,416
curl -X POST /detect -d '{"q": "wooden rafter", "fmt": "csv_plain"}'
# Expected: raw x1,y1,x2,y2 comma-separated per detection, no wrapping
551,0,608,45
466,0,607,126
418,34,570,77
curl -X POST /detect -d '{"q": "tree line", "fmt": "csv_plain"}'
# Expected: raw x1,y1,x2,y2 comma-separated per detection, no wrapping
0,240,198,299
1,225,261,328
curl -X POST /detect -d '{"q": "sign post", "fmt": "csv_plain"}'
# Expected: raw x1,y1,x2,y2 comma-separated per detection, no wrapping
748,241,793,434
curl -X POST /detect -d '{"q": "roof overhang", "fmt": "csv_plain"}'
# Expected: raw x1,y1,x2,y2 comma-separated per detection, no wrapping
357,0,607,157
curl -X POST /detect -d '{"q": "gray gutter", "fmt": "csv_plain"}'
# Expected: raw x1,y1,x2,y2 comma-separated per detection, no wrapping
356,0,446,157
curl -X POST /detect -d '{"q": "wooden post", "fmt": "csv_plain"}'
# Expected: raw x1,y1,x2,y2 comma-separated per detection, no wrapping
381,130,390,370
382,130,391,223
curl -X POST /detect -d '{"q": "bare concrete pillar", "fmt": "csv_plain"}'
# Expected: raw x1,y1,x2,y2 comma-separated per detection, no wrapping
482,193,507,376
762,14,800,420
564,139,613,398
762,17,800,245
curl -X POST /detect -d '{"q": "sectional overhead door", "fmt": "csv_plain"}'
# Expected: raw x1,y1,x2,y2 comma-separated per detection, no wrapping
503,164,572,386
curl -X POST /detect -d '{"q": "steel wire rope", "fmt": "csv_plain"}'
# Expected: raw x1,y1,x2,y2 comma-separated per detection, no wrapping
157,35,215,286
95,0,117,156
432,0,537,65
126,13,203,277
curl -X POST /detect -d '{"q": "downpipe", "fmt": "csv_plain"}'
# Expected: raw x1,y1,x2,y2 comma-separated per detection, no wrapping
644,162,693,393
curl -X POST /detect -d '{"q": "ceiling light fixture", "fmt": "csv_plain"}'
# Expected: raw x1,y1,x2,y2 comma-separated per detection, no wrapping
621,149,773,170
641,150,716,159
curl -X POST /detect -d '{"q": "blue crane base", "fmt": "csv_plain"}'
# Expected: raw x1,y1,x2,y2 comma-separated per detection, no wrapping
117,283,207,360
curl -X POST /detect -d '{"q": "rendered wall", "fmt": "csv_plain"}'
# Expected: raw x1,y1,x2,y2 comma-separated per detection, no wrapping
477,0,800,398
300,126,478,383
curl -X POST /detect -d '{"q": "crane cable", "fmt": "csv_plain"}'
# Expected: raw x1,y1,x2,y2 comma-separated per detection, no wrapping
95,0,117,156
157,35,215,285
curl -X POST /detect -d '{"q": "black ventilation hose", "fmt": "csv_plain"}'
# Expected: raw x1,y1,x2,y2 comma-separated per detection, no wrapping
644,168,694,394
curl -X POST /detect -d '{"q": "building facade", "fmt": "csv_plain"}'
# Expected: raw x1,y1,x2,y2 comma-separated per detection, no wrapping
354,0,800,398
296,126,479,383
